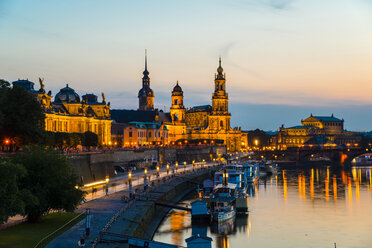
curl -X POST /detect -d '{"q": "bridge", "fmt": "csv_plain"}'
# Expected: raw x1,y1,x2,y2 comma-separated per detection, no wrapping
250,147,368,165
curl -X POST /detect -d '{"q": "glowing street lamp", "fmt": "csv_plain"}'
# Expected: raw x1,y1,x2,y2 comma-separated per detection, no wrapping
254,139,259,146
184,161,186,171
166,163,169,175
128,171,132,198
175,162,178,172
105,176,109,195
156,166,160,177
144,168,148,190
4,139,10,145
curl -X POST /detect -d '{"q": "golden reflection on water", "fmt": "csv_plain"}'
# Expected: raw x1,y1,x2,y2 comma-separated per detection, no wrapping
310,169,314,200
170,211,187,246
282,171,287,200
217,235,229,248
325,168,329,201
333,175,337,201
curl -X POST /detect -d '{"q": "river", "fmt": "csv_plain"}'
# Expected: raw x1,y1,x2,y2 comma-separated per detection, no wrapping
153,165,372,248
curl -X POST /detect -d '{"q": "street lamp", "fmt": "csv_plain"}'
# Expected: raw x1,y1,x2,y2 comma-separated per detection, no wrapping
254,139,259,146
144,168,148,190
166,163,169,175
175,162,178,172
128,171,132,198
105,176,109,195
184,161,186,171
156,166,160,177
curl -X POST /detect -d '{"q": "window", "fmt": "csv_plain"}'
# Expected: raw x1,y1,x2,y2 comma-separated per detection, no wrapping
149,132,151,138
220,120,224,128
129,131,132,137
174,99,178,105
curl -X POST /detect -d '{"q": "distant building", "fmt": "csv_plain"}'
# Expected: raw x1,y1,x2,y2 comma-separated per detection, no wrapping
271,114,361,149
123,122,168,147
12,78,112,146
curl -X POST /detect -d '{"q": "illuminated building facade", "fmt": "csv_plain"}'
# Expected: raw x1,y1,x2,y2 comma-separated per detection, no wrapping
271,114,360,149
123,122,168,147
12,79,112,145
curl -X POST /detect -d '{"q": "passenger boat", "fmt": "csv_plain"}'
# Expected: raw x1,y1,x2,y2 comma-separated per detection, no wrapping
210,169,237,222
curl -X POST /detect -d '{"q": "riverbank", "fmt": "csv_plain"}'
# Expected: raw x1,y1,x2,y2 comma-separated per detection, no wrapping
95,168,216,247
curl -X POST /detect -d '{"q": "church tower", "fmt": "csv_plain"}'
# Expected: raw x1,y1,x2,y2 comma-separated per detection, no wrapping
138,51,154,111
170,81,185,122
210,58,231,130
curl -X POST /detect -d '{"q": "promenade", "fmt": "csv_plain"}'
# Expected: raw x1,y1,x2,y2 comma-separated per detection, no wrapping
46,162,216,248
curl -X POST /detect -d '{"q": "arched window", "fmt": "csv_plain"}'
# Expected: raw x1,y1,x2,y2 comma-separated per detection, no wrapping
220,120,224,128
174,99,178,105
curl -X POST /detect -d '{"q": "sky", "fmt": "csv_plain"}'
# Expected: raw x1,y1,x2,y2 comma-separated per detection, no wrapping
1,0,372,131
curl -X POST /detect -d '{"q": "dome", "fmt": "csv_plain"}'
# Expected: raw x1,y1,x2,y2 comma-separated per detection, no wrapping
54,84,80,103
172,81,183,93
217,57,223,75
138,87,154,98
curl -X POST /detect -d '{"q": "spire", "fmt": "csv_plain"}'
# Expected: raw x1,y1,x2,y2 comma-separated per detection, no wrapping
217,57,223,75
143,49,149,78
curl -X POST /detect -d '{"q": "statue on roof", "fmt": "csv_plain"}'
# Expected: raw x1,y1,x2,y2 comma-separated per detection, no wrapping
39,77,45,92
101,92,106,104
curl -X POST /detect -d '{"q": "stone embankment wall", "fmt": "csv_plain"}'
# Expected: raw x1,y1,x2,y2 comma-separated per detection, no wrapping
68,146,225,184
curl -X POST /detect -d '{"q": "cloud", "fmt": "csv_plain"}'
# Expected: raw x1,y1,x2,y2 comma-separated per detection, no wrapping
267,0,294,10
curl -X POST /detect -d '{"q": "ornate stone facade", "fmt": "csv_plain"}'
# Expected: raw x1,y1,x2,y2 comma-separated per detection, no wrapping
12,79,112,145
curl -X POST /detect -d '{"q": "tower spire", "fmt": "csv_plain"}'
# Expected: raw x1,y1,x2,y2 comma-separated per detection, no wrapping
145,49,147,71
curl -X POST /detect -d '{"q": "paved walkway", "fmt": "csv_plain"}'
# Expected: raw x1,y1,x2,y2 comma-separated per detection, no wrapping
46,163,216,248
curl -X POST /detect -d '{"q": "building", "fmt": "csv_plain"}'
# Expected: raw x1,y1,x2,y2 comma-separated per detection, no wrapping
138,51,154,111
111,56,244,152
170,58,243,151
123,121,168,147
271,114,360,149
12,78,112,146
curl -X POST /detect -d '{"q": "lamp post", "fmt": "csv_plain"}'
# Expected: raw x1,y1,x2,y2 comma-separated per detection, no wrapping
156,165,160,177
105,176,109,195
144,168,148,191
175,162,178,173
128,171,132,199
184,161,186,172
192,160,195,171
166,163,169,175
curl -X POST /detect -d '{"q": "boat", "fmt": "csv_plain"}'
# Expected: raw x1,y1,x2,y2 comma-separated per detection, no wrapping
210,169,237,222
243,163,260,184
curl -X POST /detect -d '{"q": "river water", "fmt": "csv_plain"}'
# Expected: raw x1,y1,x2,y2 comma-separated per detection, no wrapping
153,165,372,248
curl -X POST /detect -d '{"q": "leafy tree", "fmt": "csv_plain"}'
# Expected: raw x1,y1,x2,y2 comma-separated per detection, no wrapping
84,131,98,148
0,80,45,147
11,146,84,222
0,158,26,224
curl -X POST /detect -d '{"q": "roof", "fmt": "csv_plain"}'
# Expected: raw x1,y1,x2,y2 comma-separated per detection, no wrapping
111,109,158,123
125,121,167,130
306,115,343,122
186,235,212,243
286,125,312,129
185,235,213,243
214,183,238,190
12,79,38,93
187,105,212,113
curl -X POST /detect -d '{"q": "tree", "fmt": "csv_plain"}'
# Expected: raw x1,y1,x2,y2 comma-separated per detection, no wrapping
0,80,45,147
0,158,26,224
84,131,98,148
11,146,84,222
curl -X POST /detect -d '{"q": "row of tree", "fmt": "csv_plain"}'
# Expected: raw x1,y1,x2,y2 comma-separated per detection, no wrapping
0,146,84,223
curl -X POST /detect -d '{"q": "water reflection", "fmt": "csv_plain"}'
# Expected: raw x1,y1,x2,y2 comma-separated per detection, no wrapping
154,166,372,248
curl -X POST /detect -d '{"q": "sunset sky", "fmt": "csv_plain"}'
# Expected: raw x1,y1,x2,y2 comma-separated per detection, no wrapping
1,0,372,130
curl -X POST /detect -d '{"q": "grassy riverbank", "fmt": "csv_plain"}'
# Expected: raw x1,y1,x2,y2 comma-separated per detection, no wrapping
0,212,85,248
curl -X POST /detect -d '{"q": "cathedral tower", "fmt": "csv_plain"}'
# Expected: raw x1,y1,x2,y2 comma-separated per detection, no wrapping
170,81,185,122
210,58,231,130
138,51,154,111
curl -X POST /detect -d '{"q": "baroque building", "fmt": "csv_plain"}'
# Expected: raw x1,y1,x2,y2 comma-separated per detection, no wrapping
183,58,242,152
12,78,112,146
271,114,360,149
